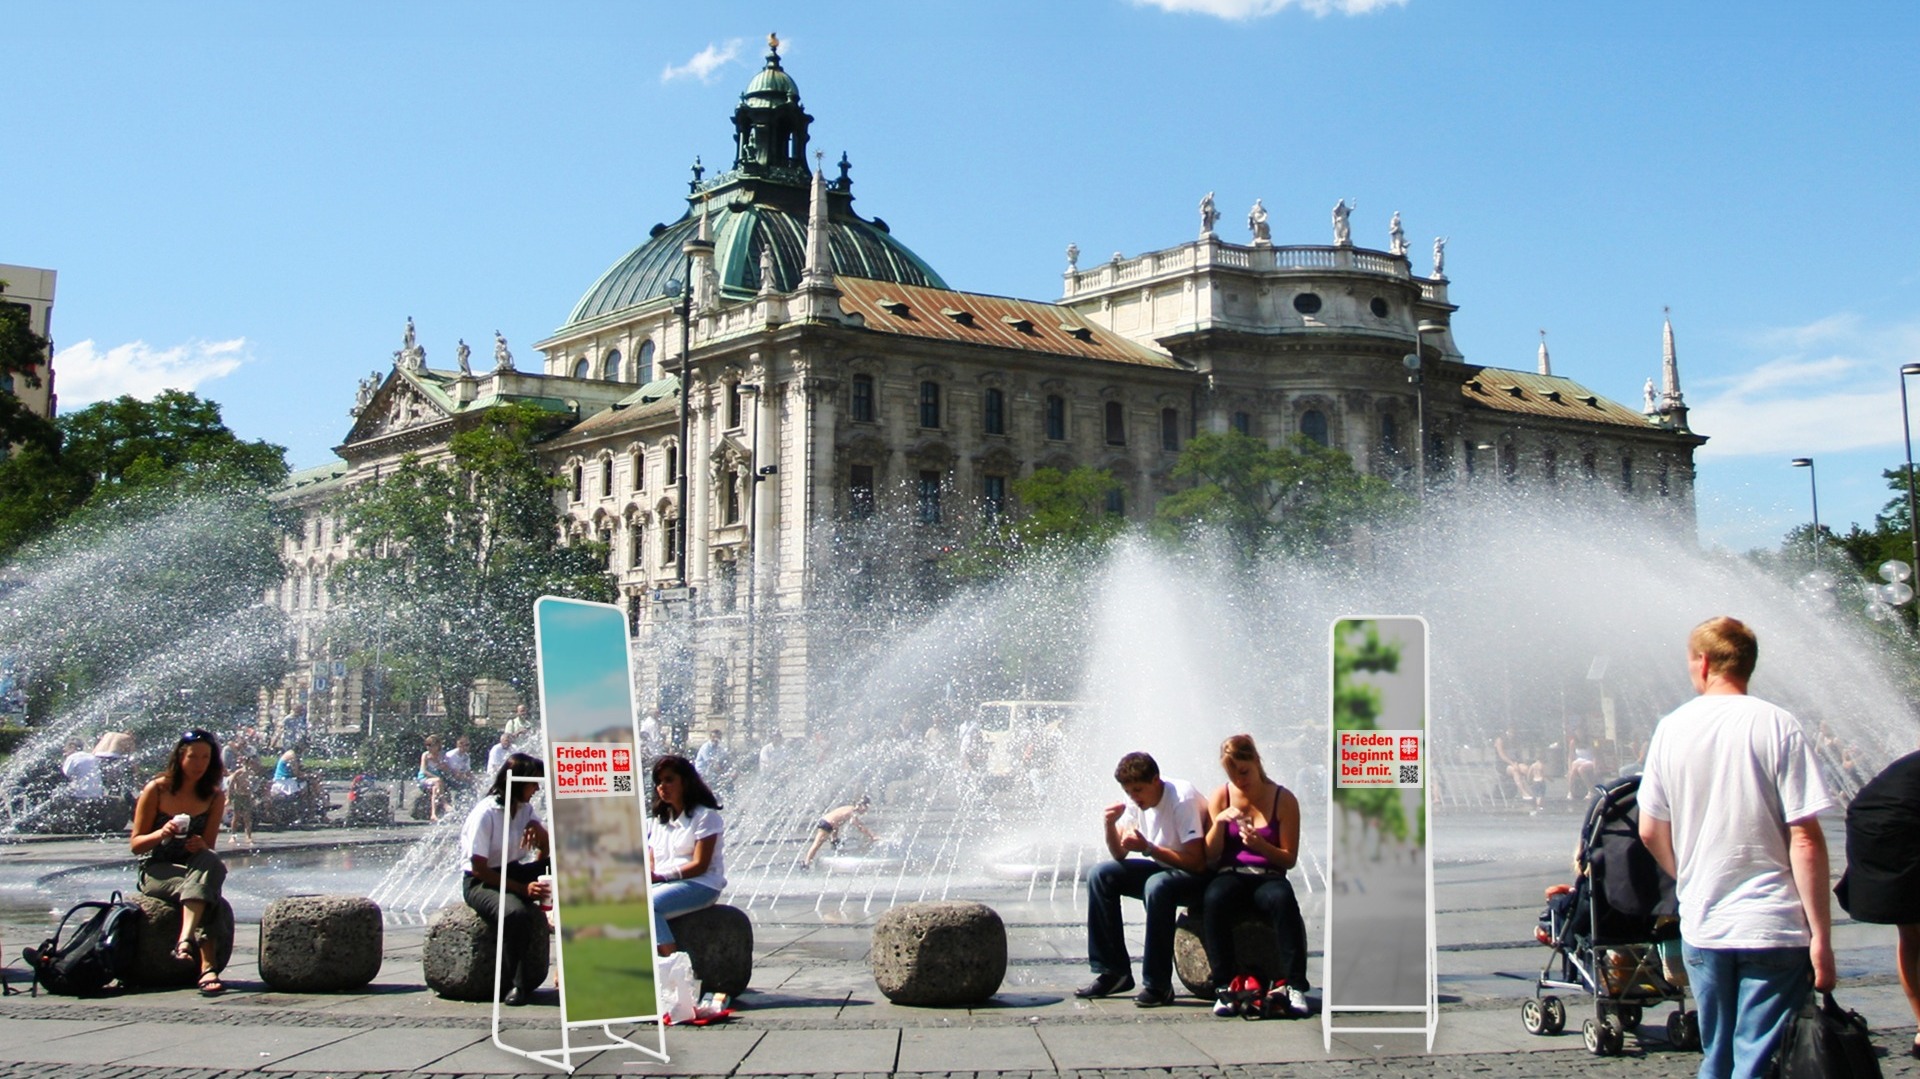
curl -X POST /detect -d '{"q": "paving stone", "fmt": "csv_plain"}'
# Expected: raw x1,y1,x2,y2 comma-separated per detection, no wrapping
574,1025,763,1074
897,1026,1052,1072
0,1018,134,1057
1037,1023,1214,1069
260,1027,488,1072
736,1029,901,1074
0,1020,207,1065
114,1025,359,1069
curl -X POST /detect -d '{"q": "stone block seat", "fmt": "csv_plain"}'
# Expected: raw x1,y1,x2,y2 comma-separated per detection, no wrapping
123,893,235,988
258,895,383,992
670,904,753,996
1172,906,1286,998
424,903,550,1002
869,901,1006,1006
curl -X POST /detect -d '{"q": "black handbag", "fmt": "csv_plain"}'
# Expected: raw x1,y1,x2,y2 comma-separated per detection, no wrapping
1768,991,1881,1079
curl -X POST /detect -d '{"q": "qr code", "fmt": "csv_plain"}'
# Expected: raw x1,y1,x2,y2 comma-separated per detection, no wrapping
1398,764,1420,785
613,775,632,792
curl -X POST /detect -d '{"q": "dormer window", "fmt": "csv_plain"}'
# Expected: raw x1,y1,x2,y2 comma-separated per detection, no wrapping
1001,315,1034,333
941,307,974,326
877,297,909,317
1059,324,1094,342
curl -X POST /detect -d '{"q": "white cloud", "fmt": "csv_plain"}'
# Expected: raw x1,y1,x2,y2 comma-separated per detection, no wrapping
1131,0,1407,18
661,40,743,85
1689,314,1920,459
52,338,248,407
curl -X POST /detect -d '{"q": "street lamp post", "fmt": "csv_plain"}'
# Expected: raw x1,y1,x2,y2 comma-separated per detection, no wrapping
1402,320,1445,498
1900,364,1920,575
1790,458,1820,570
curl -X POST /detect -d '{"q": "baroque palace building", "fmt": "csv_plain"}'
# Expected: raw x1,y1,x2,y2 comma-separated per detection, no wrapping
271,39,1703,737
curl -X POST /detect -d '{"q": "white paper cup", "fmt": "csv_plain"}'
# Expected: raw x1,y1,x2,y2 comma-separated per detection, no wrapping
536,874,554,911
171,813,192,834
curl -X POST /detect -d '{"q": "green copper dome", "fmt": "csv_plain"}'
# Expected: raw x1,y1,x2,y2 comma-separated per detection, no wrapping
563,197,947,327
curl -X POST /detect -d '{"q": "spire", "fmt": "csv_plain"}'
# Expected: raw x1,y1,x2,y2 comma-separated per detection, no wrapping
1537,330,1551,376
803,151,833,287
1661,306,1684,409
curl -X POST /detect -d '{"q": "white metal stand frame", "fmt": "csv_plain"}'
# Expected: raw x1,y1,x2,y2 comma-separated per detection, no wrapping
1321,615,1440,1053
488,773,670,1073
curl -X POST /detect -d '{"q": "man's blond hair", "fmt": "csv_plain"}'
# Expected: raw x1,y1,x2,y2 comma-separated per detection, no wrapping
1689,616,1758,683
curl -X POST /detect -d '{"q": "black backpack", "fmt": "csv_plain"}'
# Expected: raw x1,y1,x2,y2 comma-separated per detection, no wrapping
20,892,142,996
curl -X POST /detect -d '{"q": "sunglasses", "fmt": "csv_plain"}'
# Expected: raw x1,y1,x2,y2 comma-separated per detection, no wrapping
181,729,215,744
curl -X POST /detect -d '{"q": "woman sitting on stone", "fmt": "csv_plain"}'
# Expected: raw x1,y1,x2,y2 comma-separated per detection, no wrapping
1202,733,1310,1019
646,754,726,957
130,728,231,996
418,734,451,821
460,752,551,1006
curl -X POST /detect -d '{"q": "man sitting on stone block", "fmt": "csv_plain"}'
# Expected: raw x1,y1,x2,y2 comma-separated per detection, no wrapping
1077,751,1209,1007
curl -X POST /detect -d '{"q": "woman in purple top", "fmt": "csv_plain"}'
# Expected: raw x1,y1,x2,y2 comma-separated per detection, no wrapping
1202,734,1310,1018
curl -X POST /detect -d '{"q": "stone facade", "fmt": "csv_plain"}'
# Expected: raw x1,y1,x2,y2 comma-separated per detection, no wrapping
270,41,1704,740
0,263,57,422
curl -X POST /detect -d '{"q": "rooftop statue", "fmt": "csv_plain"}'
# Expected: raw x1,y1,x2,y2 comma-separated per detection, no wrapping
1199,191,1219,238
1332,199,1354,247
1389,211,1407,256
493,331,514,373
1431,235,1448,279
1644,378,1658,413
1248,200,1270,245
1065,242,1080,271
455,338,472,376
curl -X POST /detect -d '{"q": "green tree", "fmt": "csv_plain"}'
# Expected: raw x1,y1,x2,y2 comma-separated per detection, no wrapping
330,402,615,725
0,390,288,557
1155,431,1410,559
941,466,1124,581
0,281,59,454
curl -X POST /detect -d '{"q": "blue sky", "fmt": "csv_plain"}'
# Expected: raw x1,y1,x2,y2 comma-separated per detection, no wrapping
535,598,635,740
9,0,1920,552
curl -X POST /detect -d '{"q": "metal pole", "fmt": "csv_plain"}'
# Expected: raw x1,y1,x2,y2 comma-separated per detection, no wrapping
1901,365,1920,574
1791,458,1820,570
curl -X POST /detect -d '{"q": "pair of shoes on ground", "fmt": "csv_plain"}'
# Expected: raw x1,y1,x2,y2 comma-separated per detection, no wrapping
1073,973,1178,1008
504,985,536,1007
196,970,226,996
1212,977,1309,1019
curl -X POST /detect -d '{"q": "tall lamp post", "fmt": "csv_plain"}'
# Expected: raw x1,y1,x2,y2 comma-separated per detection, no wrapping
1402,320,1446,498
1900,364,1920,575
1790,457,1820,570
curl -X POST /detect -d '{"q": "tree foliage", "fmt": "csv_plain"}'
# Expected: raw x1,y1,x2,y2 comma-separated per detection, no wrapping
329,402,615,723
1155,432,1410,559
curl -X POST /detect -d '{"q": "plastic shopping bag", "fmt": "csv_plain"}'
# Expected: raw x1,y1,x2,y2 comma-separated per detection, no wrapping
656,951,700,1024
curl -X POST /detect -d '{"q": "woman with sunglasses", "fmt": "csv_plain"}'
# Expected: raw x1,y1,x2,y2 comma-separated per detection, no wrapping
130,728,232,996
646,755,726,957
1201,734,1310,1019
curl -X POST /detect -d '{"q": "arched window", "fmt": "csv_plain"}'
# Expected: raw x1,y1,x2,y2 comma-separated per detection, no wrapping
664,445,679,484
1104,401,1126,446
1161,408,1180,453
851,374,875,422
605,348,622,381
572,356,591,379
662,517,680,564
600,457,614,498
1301,409,1329,447
629,522,645,571
631,448,645,491
570,465,584,502
1621,455,1634,493
1045,395,1067,441
636,340,655,382
1380,414,1398,457
983,388,1006,435
919,381,941,429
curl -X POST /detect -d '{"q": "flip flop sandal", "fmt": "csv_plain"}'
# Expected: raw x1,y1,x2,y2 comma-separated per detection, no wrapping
197,972,227,996
171,940,196,962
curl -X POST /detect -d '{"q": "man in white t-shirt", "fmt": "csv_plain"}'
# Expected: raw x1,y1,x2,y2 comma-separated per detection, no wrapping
1077,751,1210,1007
61,741,104,799
1639,616,1834,1078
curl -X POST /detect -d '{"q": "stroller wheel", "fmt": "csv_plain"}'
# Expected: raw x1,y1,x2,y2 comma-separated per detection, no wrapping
1666,1009,1701,1052
1619,1003,1642,1032
1522,999,1547,1035
1542,995,1567,1034
1583,1018,1604,1055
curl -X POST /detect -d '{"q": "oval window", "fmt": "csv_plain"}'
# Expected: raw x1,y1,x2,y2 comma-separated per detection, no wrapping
1293,293,1322,315
1370,297,1389,318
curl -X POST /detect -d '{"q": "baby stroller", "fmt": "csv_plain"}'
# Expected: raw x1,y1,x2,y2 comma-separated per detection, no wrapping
1521,774,1699,1056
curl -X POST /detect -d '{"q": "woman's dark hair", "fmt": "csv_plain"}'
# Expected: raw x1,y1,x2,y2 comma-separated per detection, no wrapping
650,754,722,821
488,752,546,805
165,729,225,800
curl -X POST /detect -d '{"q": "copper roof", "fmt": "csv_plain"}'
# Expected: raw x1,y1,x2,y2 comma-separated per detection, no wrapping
1452,366,1655,431
836,278,1188,371
551,376,682,442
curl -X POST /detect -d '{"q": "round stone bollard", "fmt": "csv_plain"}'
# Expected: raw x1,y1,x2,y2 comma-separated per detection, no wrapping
124,893,236,987
869,901,1006,1006
258,895,383,992
424,903,550,1002
670,904,753,996
1173,907,1286,998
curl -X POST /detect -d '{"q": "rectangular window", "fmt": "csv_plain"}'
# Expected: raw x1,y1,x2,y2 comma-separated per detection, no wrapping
726,382,744,430
984,388,1005,435
1582,452,1597,484
918,469,942,525
1104,401,1126,446
665,446,679,484
1543,447,1558,485
1621,456,1634,493
632,450,645,491
1231,411,1252,436
851,375,875,423
983,475,1007,520
919,381,941,429
629,524,645,571
1161,408,1180,453
1045,395,1067,441
571,466,584,502
601,458,614,498
850,464,875,519
663,519,680,564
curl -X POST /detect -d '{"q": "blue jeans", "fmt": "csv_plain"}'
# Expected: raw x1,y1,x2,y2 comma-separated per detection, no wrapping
1681,942,1811,1079
652,880,721,946
1085,858,1203,993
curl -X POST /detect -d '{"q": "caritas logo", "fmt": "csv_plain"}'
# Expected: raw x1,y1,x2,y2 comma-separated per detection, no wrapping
613,748,631,772
1399,736,1421,762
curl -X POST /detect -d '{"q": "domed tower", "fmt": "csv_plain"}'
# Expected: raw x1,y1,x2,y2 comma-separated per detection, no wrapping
546,34,946,377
